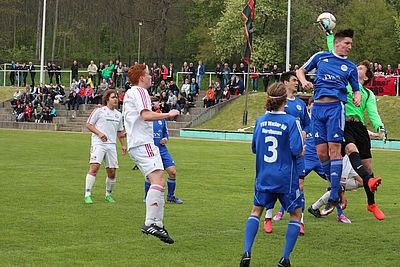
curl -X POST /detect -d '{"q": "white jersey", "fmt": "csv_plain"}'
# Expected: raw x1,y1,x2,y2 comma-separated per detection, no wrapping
123,85,154,149
87,106,123,146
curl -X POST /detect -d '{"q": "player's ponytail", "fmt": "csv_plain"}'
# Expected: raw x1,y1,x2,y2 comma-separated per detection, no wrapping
265,83,287,111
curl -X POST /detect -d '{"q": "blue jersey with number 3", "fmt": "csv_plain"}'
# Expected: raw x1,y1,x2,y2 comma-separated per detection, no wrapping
252,111,304,194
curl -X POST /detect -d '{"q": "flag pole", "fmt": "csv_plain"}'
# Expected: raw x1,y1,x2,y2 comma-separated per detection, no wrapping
242,65,250,125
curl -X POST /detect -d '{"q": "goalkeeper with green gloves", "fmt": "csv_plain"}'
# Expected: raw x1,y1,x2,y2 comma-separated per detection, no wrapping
319,20,387,220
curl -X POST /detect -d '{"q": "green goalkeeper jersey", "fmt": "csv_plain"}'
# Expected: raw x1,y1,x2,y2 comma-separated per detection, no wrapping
326,34,384,130
346,84,384,130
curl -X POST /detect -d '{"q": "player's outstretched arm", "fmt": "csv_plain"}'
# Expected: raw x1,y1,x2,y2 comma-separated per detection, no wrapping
141,109,180,122
296,67,313,91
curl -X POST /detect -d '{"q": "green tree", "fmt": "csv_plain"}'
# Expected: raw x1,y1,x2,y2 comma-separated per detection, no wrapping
340,0,400,65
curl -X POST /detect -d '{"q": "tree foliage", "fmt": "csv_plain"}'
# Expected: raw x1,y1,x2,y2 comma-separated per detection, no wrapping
0,0,399,69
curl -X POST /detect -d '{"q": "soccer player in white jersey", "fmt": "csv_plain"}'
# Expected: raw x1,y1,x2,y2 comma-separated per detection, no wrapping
123,64,179,244
240,83,304,267
84,90,126,204
308,155,363,223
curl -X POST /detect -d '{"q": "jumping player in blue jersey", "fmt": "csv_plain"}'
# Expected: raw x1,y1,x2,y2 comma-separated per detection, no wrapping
143,97,183,204
297,29,361,216
240,83,304,267
264,71,309,235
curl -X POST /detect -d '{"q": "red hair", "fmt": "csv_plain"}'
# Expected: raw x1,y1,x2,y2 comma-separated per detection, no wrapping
128,64,147,85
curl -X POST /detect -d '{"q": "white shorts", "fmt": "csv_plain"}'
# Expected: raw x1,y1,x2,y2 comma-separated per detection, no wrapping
128,143,163,177
340,155,358,185
89,143,119,168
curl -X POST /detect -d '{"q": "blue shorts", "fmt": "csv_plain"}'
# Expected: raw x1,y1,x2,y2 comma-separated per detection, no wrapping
305,156,326,179
311,101,345,145
159,148,175,169
253,189,303,213
297,156,305,179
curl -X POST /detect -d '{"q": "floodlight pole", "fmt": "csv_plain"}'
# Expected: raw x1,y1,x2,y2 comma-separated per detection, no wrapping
40,0,47,85
137,22,143,63
285,0,291,71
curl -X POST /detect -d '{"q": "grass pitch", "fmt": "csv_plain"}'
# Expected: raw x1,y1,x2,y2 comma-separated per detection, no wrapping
0,129,399,266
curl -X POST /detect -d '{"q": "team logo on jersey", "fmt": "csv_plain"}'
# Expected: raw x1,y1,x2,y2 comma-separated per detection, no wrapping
296,105,301,111
158,120,162,125
323,59,329,62
341,65,348,71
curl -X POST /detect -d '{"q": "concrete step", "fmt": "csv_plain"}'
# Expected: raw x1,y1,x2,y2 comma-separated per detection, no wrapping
166,121,189,129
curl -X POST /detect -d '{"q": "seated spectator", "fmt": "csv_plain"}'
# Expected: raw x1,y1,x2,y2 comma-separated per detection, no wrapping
49,105,57,122
204,86,215,108
167,90,177,105
34,103,42,123
181,78,190,97
177,92,186,110
92,86,103,104
23,103,32,122
44,94,53,107
84,84,93,104
169,99,181,121
169,80,179,96
53,84,65,103
70,78,79,91
78,86,86,103
385,65,394,75
190,77,199,97
183,94,196,115
98,78,109,93
41,106,51,123
160,98,170,113
10,88,21,106
15,103,24,122
233,75,245,95
78,76,86,88
68,91,80,110
108,79,115,89
215,85,223,104
221,85,231,102
160,91,168,103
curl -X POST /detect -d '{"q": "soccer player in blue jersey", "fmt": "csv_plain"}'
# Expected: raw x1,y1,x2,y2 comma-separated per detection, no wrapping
143,97,183,204
264,71,309,235
240,83,304,267
297,29,361,216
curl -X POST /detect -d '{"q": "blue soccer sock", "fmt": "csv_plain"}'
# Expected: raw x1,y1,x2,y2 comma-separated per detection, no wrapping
282,220,301,260
336,205,343,216
244,215,260,254
321,160,331,182
301,191,305,213
329,159,343,201
167,178,176,198
144,179,151,199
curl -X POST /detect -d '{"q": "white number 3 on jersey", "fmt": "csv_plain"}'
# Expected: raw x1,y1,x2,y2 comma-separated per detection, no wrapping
264,136,278,163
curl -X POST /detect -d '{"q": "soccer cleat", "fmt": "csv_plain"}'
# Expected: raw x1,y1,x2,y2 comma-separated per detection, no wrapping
273,211,283,221
299,223,305,235
307,206,322,218
337,214,352,224
367,204,385,220
84,196,93,204
320,199,338,216
278,257,291,267
167,196,183,204
240,251,251,267
368,177,382,193
132,165,139,170
263,219,273,233
141,224,174,244
105,195,116,203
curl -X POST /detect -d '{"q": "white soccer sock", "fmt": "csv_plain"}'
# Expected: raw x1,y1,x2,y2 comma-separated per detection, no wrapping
312,191,331,210
344,179,359,190
145,184,165,227
265,209,273,219
106,177,116,196
301,212,304,224
85,173,96,197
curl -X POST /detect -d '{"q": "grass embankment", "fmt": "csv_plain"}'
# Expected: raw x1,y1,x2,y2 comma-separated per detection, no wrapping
196,92,400,139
